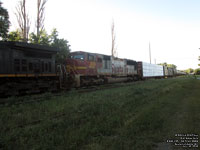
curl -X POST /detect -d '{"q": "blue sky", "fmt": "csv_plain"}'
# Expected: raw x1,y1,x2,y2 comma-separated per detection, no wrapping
108,0,200,22
2,0,200,70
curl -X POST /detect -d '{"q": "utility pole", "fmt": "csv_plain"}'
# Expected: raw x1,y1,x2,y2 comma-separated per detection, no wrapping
111,20,116,58
149,42,151,64
198,48,200,67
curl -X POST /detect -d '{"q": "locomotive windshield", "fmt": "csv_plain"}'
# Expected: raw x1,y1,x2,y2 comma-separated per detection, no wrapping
70,54,84,60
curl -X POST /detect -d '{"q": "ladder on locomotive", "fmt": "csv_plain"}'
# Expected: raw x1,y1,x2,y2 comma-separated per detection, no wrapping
57,64,69,89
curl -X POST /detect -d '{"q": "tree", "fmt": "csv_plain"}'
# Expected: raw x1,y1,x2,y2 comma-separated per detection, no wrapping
7,29,22,41
0,1,10,39
15,0,31,42
185,68,194,74
29,29,50,45
159,62,177,68
167,64,177,69
50,28,70,64
194,68,200,75
36,0,47,39
28,28,71,64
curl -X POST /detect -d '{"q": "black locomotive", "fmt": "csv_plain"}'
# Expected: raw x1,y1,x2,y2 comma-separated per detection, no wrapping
0,41,60,97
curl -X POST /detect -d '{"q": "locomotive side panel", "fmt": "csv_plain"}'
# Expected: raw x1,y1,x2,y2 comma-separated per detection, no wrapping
0,41,59,97
126,59,138,76
0,42,58,77
0,47,12,74
111,57,126,76
96,54,112,75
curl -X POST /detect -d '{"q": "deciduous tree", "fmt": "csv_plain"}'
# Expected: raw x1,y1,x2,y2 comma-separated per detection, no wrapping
36,0,47,40
50,28,70,64
194,68,200,75
159,62,177,69
29,29,50,45
15,0,31,42
7,29,22,41
28,28,71,64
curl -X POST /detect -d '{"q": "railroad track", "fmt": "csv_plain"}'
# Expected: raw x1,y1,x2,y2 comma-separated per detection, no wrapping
0,92,63,107
0,80,146,107
4,112,68,132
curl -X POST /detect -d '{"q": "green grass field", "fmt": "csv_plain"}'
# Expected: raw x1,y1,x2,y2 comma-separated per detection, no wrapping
0,76,200,150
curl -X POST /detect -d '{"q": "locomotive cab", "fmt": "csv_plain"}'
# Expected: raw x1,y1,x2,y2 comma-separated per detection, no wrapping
66,51,104,87
67,51,99,75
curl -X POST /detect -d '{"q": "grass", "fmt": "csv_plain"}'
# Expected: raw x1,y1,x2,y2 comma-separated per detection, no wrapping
0,76,200,150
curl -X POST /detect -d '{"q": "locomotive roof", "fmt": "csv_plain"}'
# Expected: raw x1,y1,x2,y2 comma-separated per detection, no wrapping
71,51,137,61
0,41,59,53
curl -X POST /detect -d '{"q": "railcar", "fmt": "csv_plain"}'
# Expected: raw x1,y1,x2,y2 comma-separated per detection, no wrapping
163,66,177,77
176,70,187,76
66,51,138,87
137,61,164,79
0,41,60,96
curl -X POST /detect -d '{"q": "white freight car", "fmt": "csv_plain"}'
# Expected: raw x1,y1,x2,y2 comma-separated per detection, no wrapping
138,62,164,78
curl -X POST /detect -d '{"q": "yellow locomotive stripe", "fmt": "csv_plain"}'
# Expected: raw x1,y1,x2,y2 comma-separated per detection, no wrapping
76,66,87,70
0,73,58,78
66,65,87,70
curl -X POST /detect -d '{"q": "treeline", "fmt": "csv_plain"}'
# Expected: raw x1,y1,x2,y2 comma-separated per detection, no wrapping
0,0,70,64
158,62,200,75
158,62,177,68
7,28,70,64
183,68,200,75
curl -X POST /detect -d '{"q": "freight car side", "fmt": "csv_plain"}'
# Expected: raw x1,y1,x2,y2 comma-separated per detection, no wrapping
163,65,177,77
137,61,164,79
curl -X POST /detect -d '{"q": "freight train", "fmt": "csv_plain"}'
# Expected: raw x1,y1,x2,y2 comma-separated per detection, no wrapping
0,41,185,96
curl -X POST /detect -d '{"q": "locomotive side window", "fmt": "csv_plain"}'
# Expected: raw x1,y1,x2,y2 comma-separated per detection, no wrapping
127,60,137,70
45,63,48,72
22,59,27,72
49,62,51,72
34,61,40,73
29,63,33,71
103,55,110,69
127,60,135,65
14,59,20,72
97,58,102,63
73,54,84,60
42,61,44,72
105,60,108,69
88,54,95,61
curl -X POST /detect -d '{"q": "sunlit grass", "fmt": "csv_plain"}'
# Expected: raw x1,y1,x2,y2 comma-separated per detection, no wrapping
0,77,200,150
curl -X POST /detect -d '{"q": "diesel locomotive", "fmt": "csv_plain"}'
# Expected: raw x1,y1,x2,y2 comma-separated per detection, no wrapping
0,41,64,97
